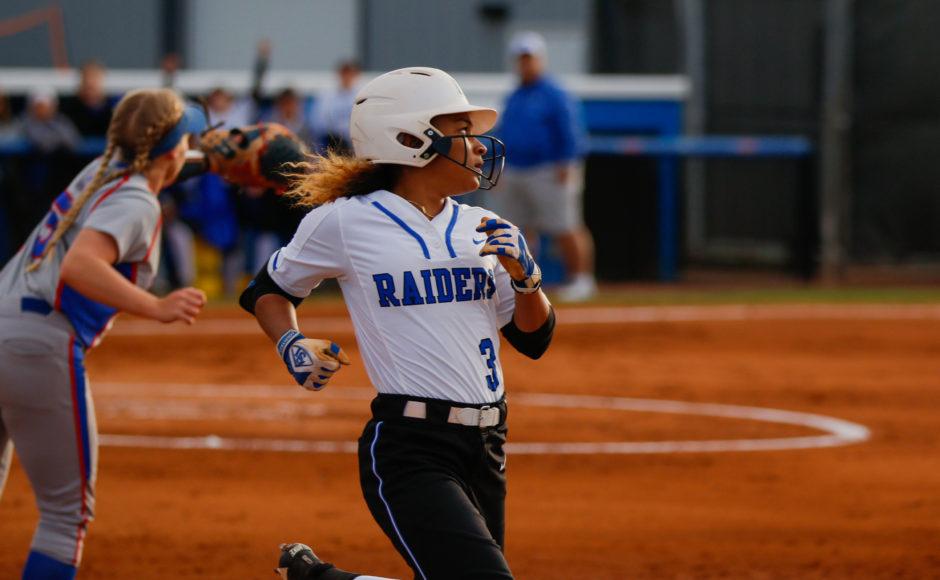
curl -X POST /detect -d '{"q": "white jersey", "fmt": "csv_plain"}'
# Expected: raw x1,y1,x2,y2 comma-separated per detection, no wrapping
269,190,516,404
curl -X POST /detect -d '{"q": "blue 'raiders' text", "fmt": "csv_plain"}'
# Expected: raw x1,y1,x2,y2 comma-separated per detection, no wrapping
372,267,496,307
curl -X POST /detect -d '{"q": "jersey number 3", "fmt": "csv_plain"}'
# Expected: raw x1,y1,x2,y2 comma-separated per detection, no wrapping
479,338,500,392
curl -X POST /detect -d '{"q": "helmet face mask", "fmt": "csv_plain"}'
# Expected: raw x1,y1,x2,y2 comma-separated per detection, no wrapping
351,67,504,189
425,129,505,190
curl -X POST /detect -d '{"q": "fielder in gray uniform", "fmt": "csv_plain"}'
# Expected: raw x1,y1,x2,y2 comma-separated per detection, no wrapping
0,88,207,580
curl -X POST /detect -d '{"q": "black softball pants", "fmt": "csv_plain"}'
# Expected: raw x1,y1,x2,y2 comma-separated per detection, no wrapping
358,395,512,580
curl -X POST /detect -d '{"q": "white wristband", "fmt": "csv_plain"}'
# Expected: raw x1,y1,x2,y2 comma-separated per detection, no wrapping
510,278,542,294
510,263,542,294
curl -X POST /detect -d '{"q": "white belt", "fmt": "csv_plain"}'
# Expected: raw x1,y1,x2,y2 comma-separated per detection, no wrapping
402,400,502,428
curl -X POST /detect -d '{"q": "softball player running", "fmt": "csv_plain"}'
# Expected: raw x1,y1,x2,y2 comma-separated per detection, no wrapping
0,88,207,579
242,67,554,580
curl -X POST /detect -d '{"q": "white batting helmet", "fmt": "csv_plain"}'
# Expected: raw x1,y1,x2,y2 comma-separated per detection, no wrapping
350,67,498,167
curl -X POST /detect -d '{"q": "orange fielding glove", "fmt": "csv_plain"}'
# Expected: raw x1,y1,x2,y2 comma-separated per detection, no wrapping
199,122,308,192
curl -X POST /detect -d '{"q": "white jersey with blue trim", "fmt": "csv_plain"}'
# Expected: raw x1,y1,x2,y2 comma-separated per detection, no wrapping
268,189,516,405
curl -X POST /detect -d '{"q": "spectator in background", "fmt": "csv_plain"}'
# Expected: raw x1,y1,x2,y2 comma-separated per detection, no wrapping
181,85,246,296
204,40,271,129
183,40,282,297
238,43,307,274
310,59,361,154
0,90,21,263
21,89,80,154
0,90,21,140
493,31,597,302
161,53,181,88
60,60,113,137
244,84,312,276
205,86,254,129
10,90,81,252
263,87,313,145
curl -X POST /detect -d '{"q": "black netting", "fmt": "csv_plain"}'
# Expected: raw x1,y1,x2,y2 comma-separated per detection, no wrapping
852,1,940,261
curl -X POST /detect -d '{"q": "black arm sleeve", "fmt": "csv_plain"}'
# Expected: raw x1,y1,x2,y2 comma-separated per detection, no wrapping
239,263,305,315
499,307,556,360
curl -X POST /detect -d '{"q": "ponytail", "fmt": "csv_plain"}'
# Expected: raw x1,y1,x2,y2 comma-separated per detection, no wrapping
285,150,401,208
26,142,124,272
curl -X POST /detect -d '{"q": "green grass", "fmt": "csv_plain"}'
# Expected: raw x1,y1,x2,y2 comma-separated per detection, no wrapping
204,286,940,309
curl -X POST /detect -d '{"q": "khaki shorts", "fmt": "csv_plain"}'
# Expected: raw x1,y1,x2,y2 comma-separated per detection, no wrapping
489,162,584,235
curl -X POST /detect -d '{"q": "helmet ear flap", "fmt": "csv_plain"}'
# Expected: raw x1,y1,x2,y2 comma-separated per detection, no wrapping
429,135,454,157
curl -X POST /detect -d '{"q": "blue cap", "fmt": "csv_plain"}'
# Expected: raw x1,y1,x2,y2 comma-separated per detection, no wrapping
149,104,208,158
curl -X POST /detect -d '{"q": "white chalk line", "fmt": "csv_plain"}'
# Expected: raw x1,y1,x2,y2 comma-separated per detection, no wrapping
100,398,329,422
108,304,940,336
94,382,870,455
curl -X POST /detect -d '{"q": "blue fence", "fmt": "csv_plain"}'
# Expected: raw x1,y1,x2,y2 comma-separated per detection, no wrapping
1,133,814,282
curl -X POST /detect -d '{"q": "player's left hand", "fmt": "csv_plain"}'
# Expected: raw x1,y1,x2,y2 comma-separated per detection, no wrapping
477,217,542,294
276,330,351,391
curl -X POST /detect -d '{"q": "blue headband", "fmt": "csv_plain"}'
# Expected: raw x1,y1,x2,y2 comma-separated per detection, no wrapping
149,104,208,158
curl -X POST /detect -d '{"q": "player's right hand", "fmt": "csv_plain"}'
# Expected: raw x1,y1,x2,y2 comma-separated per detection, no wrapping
152,287,207,324
277,330,351,391
477,217,543,293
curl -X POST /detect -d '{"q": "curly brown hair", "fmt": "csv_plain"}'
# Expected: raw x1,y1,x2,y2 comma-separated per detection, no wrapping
284,150,402,208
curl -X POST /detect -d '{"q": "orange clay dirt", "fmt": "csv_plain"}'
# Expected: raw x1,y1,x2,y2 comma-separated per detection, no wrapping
1,302,939,579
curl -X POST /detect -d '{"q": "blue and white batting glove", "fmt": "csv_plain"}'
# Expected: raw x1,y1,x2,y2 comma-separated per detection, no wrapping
276,330,351,391
477,217,542,294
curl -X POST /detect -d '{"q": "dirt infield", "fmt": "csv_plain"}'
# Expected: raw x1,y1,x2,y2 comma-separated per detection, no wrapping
2,303,939,578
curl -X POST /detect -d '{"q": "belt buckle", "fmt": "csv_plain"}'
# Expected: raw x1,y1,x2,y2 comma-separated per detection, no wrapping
478,405,493,428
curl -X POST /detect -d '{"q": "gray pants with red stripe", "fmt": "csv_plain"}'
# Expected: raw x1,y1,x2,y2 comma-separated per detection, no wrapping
0,311,97,566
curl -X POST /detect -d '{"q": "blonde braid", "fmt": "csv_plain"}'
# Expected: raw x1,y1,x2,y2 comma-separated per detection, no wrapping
25,138,127,272
25,93,183,273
